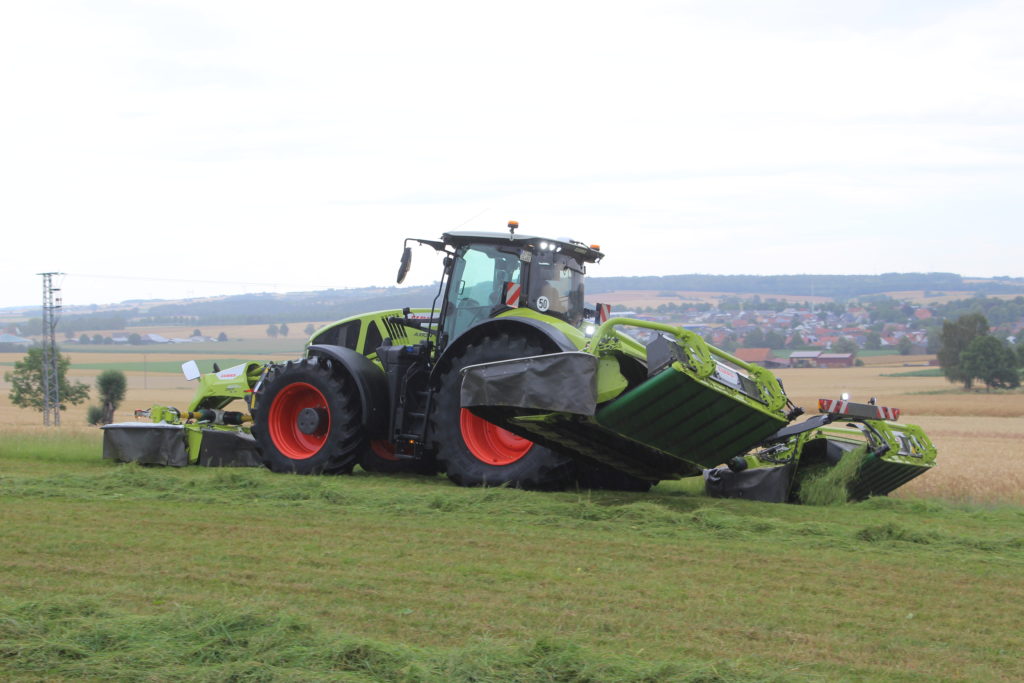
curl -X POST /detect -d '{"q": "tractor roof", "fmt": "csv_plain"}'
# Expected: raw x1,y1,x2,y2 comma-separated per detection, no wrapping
441,231,604,263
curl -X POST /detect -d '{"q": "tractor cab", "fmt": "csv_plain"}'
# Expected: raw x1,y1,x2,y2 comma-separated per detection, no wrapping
399,223,604,350
434,227,603,346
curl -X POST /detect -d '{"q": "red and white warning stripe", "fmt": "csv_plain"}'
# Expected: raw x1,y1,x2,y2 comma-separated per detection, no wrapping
818,398,849,414
874,405,900,420
503,282,521,307
596,303,611,323
818,398,900,421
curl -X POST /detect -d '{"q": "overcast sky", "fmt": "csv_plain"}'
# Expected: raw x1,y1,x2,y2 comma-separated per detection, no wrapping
1,0,1021,309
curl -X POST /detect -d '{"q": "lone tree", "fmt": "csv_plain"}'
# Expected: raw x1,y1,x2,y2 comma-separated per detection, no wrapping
4,347,90,414
743,328,765,347
266,324,279,338
279,323,289,338
938,313,989,387
898,336,914,355
94,369,127,424
959,336,1020,390
763,330,786,349
831,337,859,356
304,323,316,336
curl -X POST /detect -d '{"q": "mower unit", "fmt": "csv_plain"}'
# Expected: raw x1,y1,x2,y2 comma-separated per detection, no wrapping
102,360,263,467
704,398,937,503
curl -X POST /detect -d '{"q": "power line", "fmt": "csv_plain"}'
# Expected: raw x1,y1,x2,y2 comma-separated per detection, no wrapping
66,272,318,289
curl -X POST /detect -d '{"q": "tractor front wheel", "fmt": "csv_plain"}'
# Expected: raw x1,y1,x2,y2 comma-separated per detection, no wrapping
252,358,366,474
431,333,574,489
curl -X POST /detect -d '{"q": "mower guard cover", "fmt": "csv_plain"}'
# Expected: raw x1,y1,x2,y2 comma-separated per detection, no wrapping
704,462,797,503
102,422,262,468
461,352,598,416
102,422,189,467
192,429,263,467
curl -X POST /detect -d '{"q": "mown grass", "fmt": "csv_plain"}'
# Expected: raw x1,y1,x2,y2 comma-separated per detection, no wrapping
0,596,802,683
2,433,1023,681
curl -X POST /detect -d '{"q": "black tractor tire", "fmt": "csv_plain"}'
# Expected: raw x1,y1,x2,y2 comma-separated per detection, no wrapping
431,332,575,489
251,358,366,474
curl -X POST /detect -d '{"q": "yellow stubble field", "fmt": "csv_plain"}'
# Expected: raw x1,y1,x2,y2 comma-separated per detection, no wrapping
2,351,1022,505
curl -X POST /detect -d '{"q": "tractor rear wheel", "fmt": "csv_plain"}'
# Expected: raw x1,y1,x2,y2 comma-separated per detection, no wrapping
431,333,574,489
252,358,366,474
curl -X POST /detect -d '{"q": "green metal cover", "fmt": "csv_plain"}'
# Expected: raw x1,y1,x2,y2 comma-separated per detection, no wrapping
846,455,932,501
595,365,788,468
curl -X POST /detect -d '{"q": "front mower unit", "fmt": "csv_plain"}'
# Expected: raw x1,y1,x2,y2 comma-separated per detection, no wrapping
461,318,791,479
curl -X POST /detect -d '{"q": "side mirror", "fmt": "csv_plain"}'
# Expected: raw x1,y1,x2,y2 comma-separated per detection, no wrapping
181,360,201,381
397,246,412,284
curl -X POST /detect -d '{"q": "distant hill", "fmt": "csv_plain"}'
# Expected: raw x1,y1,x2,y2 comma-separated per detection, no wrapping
7,273,1024,335
586,272,1024,298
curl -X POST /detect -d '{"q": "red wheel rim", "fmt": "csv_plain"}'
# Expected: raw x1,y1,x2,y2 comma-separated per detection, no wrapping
371,440,400,461
460,408,533,466
267,382,329,460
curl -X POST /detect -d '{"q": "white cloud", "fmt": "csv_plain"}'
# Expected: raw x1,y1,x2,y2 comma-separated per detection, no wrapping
0,0,1021,307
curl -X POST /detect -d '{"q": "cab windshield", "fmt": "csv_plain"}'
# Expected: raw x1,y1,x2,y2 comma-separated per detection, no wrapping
525,251,585,326
444,244,522,341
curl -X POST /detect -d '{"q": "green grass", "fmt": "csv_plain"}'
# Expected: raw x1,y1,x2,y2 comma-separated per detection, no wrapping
2,433,1022,681
797,445,871,505
881,368,945,378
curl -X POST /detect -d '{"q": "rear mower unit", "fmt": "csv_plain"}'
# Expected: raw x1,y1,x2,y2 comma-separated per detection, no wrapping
105,222,937,502
102,360,262,468
705,398,937,503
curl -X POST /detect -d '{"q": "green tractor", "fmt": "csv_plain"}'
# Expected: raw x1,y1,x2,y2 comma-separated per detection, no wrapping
247,222,830,491
107,221,937,500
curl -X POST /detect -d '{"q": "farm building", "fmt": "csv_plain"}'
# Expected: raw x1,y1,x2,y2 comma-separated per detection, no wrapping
0,333,33,348
787,351,855,368
788,351,821,368
734,347,789,369
817,353,855,368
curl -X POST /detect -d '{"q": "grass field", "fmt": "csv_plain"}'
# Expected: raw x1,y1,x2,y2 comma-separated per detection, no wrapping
2,349,1023,680
2,435,1023,681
